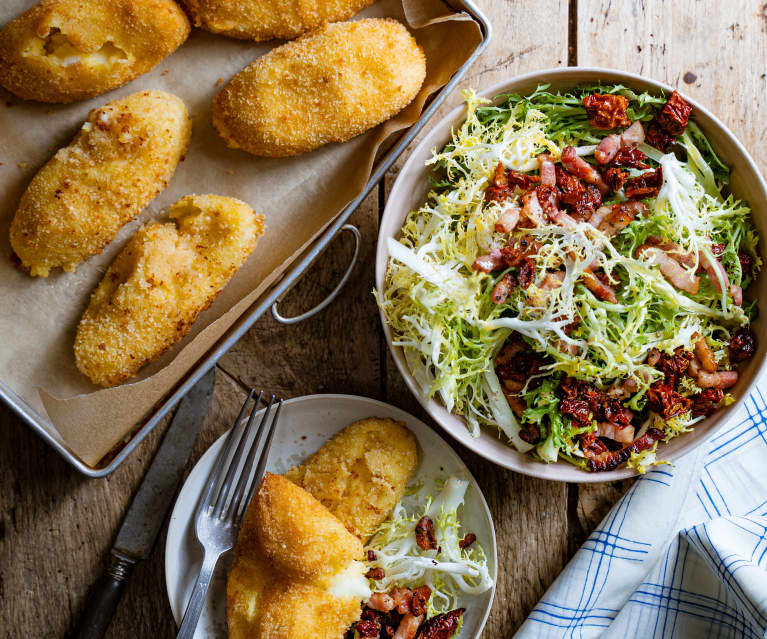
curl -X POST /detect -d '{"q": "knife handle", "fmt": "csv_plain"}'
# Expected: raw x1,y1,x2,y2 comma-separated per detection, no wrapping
73,555,135,639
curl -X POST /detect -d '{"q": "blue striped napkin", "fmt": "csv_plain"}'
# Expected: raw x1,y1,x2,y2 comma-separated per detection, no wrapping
515,375,767,639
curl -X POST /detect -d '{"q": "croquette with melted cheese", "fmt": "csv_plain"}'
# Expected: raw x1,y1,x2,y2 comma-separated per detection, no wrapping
0,0,190,103
181,0,375,41
226,473,368,639
10,91,191,277
284,417,419,541
212,18,426,157
74,194,264,387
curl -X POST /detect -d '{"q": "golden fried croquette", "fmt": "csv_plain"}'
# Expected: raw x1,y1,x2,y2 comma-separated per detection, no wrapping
74,194,264,387
0,0,190,103
10,91,191,277
226,473,368,639
181,0,375,41
284,417,419,541
212,18,426,157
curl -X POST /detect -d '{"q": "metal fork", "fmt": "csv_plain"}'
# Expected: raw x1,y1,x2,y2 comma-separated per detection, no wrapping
176,389,283,639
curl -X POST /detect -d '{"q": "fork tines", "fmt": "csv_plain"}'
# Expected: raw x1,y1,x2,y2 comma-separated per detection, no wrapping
197,389,283,527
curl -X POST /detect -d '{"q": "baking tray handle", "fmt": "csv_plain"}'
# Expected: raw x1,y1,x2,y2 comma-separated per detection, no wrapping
271,224,361,325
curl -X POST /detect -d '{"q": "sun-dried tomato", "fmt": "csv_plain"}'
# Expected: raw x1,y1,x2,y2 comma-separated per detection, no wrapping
624,167,663,199
738,251,754,275
560,398,592,425
458,533,477,550
418,609,465,639
656,90,692,136
571,184,603,219
692,388,724,417
501,236,539,267
583,93,631,130
508,168,541,191
410,585,432,617
646,382,693,419
709,242,725,257
519,421,541,444
612,146,649,169
365,567,385,580
603,166,629,192
518,256,536,288
579,432,609,457
555,165,586,204
585,428,664,472
602,398,633,426
561,377,603,414
652,348,693,388
355,619,380,637
729,327,757,363
536,184,561,219
415,516,438,551
645,120,676,152
367,550,377,561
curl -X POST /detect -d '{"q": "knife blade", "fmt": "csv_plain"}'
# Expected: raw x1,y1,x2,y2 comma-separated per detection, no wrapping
74,367,216,639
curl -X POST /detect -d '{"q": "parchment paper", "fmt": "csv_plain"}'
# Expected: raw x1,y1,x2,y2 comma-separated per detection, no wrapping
0,0,481,466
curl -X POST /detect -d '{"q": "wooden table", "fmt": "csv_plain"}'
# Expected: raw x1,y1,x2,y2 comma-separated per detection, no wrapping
2,1,765,637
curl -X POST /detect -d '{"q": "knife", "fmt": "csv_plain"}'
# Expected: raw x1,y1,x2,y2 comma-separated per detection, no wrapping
74,368,217,639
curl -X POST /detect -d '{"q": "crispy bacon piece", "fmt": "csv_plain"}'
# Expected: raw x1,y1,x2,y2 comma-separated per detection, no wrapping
491,273,515,305
495,206,521,233
583,93,631,130
730,285,743,306
620,120,646,147
596,422,635,445
501,236,539,267
519,189,545,227
729,327,757,363
472,249,503,273
647,382,693,419
699,249,730,294
624,167,663,199
417,609,465,639
561,146,609,195
459,533,477,550
612,146,649,169
694,336,717,373
579,432,609,457
603,166,629,192
392,613,423,639
538,154,557,186
643,236,696,268
645,120,676,152
410,586,432,616
368,592,396,612
584,427,664,472
366,567,386,580
595,134,621,164
597,201,646,237
688,358,738,389
582,267,618,303
595,121,646,165
518,421,542,444
484,162,512,203
508,168,541,191
495,338,545,387
656,90,692,136
692,388,724,417
636,244,699,294
391,587,413,615
561,398,592,425
415,516,437,551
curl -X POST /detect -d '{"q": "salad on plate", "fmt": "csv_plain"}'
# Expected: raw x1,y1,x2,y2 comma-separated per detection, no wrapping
378,83,760,472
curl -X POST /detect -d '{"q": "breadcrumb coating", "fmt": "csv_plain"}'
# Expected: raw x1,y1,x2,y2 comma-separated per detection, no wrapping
74,194,264,387
212,18,426,157
0,0,189,103
181,0,375,41
227,473,365,639
10,90,191,277
284,417,419,542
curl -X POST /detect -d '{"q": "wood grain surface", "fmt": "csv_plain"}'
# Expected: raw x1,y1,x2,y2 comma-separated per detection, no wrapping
2,1,766,638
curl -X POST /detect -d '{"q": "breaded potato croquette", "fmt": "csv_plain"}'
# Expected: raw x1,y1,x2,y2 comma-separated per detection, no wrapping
212,19,426,157
181,0,375,41
227,473,368,639
10,91,191,277
74,194,264,387
0,0,190,103
285,417,419,541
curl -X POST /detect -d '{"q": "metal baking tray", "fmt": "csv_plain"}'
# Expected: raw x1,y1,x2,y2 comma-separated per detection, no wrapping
1,0,491,477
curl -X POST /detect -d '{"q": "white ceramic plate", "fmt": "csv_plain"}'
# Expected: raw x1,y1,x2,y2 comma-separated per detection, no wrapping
376,66,767,483
165,394,497,638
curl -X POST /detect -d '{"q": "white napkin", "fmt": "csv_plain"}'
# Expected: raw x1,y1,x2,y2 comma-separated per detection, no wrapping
514,372,767,639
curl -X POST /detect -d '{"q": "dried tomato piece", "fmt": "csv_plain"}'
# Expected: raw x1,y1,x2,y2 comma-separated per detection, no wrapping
602,398,632,426
656,90,692,136
585,428,664,472
624,167,663,199
647,382,693,419
583,93,631,130
367,550,377,561
738,250,754,275
458,533,477,550
355,619,380,637
561,398,592,425
612,146,649,169
729,327,757,363
652,348,693,388
519,422,541,444
579,432,609,457
410,586,432,616
571,184,603,219
365,567,386,580
518,256,535,288
415,516,438,551
692,388,724,417
418,609,465,639
556,165,586,204
508,169,541,191
561,377,604,414
645,120,676,152
501,236,539,267
603,166,629,192
536,184,561,220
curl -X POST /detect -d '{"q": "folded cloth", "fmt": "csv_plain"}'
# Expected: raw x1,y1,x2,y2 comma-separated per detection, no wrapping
514,379,767,639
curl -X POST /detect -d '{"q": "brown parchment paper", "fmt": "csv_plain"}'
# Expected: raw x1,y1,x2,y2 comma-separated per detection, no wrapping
0,0,481,466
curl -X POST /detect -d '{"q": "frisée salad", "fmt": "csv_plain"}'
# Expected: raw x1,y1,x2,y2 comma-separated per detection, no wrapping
377,84,760,472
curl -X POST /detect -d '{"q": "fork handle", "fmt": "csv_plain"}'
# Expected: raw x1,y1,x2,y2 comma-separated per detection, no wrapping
176,550,221,639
